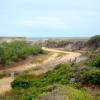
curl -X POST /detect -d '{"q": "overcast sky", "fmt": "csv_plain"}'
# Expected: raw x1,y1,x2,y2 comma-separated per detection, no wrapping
0,0,100,37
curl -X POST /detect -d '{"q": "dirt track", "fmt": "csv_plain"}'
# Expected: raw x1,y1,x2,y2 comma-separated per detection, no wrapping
0,77,13,95
0,48,81,95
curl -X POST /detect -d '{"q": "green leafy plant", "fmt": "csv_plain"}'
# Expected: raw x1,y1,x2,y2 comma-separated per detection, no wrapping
88,55,100,68
80,69,100,84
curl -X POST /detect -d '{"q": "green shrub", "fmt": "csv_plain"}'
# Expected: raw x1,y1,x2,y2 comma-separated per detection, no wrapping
88,55,100,68
11,79,32,89
80,69,100,84
11,74,35,89
30,46,43,55
0,41,43,65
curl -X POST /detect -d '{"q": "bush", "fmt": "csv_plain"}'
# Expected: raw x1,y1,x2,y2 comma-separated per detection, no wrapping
0,41,43,65
30,46,43,55
11,79,32,89
88,55,100,68
80,69,100,84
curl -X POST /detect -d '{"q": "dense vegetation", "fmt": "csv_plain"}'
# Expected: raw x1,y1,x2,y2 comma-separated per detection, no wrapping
11,64,73,90
11,64,79,99
10,64,87,99
78,54,100,85
44,39,86,51
80,69,100,84
44,35,100,51
88,55,100,68
87,35,100,49
11,61,100,99
3,85,92,100
0,41,43,65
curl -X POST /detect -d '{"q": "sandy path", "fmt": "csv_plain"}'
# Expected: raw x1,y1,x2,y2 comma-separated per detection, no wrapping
0,48,81,95
0,77,13,95
33,48,81,75
43,47,81,61
0,52,57,73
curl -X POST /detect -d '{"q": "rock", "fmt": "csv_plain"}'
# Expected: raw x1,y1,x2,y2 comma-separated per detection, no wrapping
70,78,76,83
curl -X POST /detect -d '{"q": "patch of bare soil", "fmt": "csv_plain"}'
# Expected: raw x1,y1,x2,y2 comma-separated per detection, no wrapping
0,77,13,95
0,54,47,71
